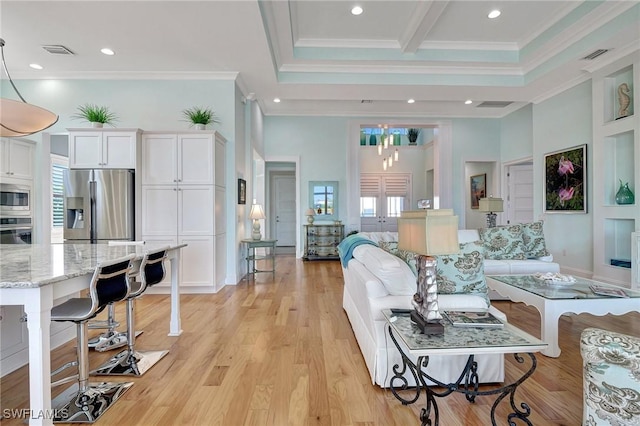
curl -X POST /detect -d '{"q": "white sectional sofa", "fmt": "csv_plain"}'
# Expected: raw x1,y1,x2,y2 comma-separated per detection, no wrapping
341,227,559,388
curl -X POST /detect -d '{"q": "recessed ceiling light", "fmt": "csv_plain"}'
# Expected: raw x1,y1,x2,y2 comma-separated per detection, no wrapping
351,6,363,15
488,9,501,19
465,100,473,105
101,48,115,55
273,98,281,103
29,63,43,70
407,99,415,104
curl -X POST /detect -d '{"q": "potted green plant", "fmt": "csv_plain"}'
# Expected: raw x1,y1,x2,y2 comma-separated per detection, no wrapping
407,128,421,145
72,104,117,128
182,106,220,130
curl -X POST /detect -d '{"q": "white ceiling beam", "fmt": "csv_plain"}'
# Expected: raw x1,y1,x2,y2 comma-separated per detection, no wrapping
399,0,450,54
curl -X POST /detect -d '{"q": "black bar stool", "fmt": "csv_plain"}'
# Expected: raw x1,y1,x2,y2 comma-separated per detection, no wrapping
88,241,145,352
50,254,135,423
92,246,170,376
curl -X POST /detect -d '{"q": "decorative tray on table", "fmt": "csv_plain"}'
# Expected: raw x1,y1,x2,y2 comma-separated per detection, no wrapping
533,272,576,286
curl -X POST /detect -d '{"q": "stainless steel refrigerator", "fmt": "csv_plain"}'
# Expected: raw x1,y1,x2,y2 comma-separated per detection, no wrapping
63,169,135,242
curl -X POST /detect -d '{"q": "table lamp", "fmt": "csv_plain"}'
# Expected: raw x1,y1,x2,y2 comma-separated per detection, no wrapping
479,197,503,228
305,208,316,224
397,209,459,334
249,203,266,240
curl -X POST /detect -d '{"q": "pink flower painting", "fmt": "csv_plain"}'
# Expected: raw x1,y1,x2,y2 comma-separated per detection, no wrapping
544,145,586,212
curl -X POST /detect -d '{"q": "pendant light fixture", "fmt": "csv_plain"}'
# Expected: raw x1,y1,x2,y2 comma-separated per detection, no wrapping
0,39,58,137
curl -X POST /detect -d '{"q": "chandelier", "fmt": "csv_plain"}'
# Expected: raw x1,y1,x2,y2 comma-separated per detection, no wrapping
0,39,58,137
376,125,399,171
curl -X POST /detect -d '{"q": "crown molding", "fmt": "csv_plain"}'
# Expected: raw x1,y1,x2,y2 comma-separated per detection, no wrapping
278,63,523,76
10,71,240,80
529,73,591,105
580,43,640,74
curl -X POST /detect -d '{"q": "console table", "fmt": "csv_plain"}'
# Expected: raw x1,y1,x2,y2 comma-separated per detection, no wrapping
487,275,640,357
241,239,277,279
0,243,185,426
382,309,547,426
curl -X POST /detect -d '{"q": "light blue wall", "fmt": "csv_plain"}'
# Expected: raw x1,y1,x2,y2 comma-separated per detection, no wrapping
450,119,501,217
501,104,533,162
533,81,593,275
2,79,236,137
264,116,349,222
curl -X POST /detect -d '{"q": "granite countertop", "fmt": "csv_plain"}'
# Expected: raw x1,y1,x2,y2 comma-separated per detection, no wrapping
0,243,182,289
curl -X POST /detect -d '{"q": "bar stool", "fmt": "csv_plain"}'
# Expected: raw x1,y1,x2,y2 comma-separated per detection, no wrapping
92,246,170,376
88,241,145,352
50,254,135,423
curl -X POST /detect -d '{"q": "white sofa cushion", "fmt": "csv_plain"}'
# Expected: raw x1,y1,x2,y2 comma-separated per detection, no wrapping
458,229,481,244
352,245,416,296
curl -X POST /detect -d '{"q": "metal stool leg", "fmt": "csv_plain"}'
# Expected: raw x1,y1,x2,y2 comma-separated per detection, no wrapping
51,321,134,423
92,296,168,376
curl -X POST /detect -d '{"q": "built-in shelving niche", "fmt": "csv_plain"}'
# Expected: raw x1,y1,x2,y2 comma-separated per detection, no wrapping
604,218,635,269
603,66,634,124
603,130,636,206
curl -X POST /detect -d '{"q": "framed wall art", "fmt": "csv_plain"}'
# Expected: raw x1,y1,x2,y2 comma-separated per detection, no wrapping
470,173,486,209
238,178,246,205
544,144,587,213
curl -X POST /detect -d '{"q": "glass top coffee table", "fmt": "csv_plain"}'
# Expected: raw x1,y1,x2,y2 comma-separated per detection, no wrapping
382,309,547,426
487,275,640,357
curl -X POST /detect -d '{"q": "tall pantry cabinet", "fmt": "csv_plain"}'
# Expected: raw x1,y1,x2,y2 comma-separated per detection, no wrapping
140,131,227,292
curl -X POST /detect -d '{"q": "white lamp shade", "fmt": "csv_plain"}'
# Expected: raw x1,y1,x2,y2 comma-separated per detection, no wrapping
479,197,504,212
249,204,266,220
397,209,459,255
0,98,59,137
305,208,315,216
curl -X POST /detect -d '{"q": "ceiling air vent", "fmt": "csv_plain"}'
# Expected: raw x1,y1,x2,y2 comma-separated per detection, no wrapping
476,101,513,108
42,45,74,55
360,100,373,104
581,49,609,60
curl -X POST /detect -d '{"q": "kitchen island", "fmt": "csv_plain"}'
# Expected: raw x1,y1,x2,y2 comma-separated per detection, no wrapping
0,243,185,426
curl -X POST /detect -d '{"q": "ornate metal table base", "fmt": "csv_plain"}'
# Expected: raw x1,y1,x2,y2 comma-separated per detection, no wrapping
388,325,538,426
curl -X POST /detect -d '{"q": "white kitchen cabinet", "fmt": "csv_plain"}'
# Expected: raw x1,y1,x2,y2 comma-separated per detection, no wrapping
141,185,213,236
0,138,34,181
140,130,226,291
68,128,141,169
141,132,214,185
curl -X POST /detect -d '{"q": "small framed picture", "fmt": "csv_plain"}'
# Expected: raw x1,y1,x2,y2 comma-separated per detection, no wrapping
238,178,246,205
470,173,486,209
417,199,430,209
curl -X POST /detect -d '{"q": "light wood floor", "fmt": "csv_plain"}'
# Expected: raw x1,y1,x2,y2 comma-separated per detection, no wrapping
1,255,639,425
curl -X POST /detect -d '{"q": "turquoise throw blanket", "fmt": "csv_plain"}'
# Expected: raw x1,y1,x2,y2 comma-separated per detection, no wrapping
337,234,378,267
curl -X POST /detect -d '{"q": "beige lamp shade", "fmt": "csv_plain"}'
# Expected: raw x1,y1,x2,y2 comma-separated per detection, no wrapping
397,209,459,255
0,98,59,137
249,204,266,220
305,208,315,216
478,197,504,213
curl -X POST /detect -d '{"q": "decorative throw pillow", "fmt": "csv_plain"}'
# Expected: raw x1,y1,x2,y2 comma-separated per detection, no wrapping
435,241,489,306
520,221,550,258
478,224,527,260
379,241,418,276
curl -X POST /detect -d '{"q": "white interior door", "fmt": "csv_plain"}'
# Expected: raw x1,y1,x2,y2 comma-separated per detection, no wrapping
507,164,534,224
273,173,296,246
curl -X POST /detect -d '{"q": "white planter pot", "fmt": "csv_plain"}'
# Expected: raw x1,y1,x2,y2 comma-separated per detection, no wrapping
91,122,104,128
194,123,206,130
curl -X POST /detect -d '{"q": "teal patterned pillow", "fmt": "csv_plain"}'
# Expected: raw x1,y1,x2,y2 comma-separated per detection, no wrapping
521,221,550,258
379,241,418,276
435,241,489,306
479,225,527,260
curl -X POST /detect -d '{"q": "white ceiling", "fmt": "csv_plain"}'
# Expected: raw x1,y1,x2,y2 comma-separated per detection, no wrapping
1,0,639,118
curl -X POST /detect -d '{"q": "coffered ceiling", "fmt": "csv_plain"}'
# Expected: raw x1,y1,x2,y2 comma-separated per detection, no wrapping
1,1,638,118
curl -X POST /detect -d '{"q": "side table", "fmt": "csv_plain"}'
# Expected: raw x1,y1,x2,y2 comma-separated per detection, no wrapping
241,239,277,280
